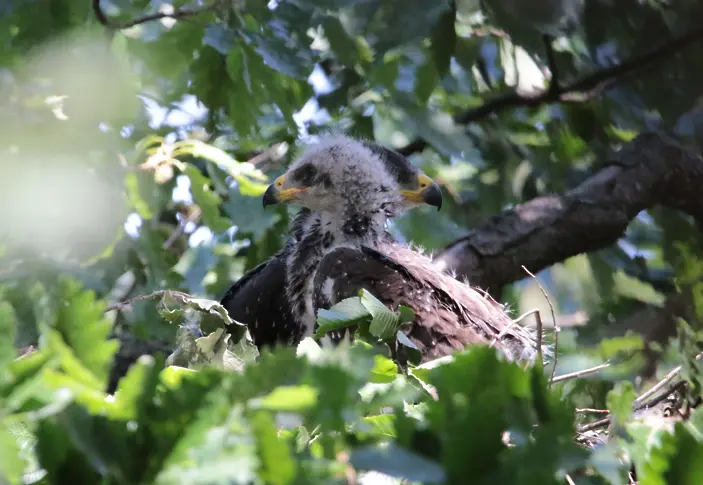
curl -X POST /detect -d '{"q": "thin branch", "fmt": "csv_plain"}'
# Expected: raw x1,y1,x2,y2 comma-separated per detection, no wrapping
163,206,202,250
577,416,611,433
92,0,219,30
104,290,192,313
552,362,611,384
633,379,687,413
576,353,703,433
397,25,703,156
522,265,559,386
633,363,685,407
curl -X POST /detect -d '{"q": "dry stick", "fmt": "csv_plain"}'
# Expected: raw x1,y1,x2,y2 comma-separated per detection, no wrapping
576,408,610,414
578,380,687,434
551,362,611,384
631,351,703,409
632,363,685,407
521,265,559,387
634,380,687,414
577,416,611,433
576,352,703,433
534,310,544,367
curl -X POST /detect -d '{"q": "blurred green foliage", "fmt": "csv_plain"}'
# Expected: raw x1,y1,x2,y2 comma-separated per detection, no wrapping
2,0,703,482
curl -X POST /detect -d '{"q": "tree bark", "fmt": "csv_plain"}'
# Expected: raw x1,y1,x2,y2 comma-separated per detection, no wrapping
432,132,703,293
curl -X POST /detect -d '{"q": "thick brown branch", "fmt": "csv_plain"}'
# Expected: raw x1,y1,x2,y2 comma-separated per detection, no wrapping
398,26,703,156
431,132,703,292
92,0,218,30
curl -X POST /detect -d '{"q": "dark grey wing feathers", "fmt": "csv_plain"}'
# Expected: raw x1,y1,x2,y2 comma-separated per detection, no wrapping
219,249,298,349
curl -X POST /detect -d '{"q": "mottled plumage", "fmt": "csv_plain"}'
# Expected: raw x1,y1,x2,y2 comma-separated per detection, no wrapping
221,135,541,364
221,137,437,348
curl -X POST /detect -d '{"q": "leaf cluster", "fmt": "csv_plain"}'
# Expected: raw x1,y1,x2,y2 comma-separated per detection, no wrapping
2,280,703,485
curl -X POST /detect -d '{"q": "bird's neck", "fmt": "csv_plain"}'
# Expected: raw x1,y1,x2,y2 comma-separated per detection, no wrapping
284,210,386,339
320,211,386,247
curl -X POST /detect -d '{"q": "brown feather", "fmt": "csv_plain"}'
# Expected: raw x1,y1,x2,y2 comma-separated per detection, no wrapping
313,241,541,364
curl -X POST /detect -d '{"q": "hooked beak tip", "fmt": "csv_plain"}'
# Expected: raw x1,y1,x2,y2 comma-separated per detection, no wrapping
262,184,279,209
423,183,443,211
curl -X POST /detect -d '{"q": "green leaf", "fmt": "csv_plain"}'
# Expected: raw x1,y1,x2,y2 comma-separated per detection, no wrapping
636,421,703,485
361,414,397,438
250,385,319,412
222,187,280,240
41,368,119,418
323,17,363,68
2,349,58,412
600,334,645,359
114,355,160,420
350,443,446,483
159,366,197,389
249,411,297,485
50,278,119,388
0,301,18,376
0,421,24,485
398,306,415,324
430,6,456,78
396,99,481,161
397,330,423,366
415,59,439,103
314,297,371,339
370,355,399,384
203,24,237,55
184,165,231,233
359,289,400,341
247,31,313,80
606,381,636,426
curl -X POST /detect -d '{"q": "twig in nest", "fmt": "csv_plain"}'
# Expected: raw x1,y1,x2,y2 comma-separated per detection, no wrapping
576,408,609,414
104,290,192,313
577,416,611,433
552,362,611,384
490,308,541,361
634,379,687,413
576,352,703,433
522,265,559,387
631,354,703,407
631,351,703,409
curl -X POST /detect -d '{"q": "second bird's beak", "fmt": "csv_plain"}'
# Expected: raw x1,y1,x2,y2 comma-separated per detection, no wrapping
421,182,443,211
402,174,443,211
262,183,280,208
262,175,308,208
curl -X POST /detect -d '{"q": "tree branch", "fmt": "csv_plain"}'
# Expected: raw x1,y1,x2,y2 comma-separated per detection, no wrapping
431,132,703,292
542,34,560,97
92,0,218,30
397,25,703,156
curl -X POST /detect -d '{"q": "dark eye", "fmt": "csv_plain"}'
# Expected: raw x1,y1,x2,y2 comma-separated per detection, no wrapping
292,163,317,186
381,202,396,216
